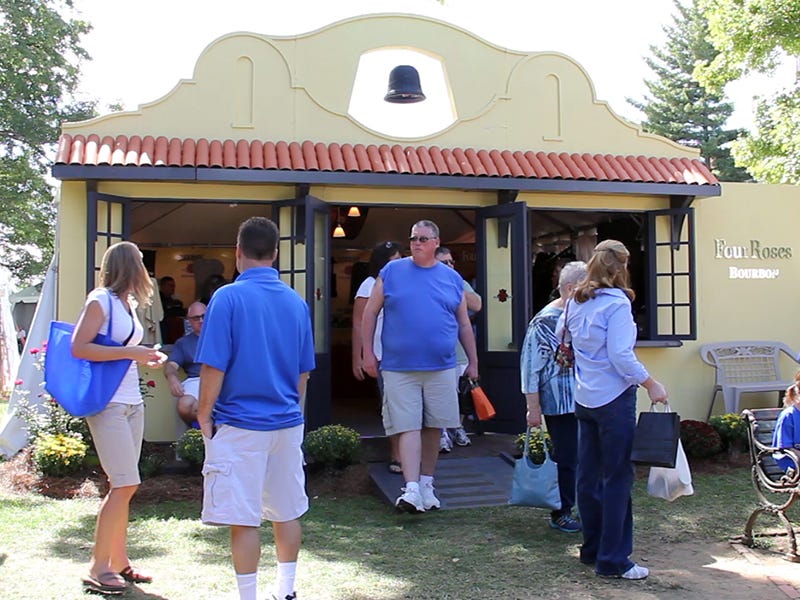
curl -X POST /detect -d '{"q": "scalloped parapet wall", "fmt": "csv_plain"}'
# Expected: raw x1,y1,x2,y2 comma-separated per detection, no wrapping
63,13,698,158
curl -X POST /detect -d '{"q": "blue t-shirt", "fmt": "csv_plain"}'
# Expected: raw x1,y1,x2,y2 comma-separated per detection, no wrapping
196,266,315,431
773,404,800,472
379,257,464,371
169,332,201,378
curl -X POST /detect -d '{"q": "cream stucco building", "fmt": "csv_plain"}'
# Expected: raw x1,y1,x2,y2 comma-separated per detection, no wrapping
46,14,799,442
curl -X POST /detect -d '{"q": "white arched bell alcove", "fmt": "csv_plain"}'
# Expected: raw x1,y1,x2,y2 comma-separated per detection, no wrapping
347,47,457,139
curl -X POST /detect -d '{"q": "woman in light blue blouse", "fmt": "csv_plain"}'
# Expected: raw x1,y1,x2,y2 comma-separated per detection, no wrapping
558,239,667,581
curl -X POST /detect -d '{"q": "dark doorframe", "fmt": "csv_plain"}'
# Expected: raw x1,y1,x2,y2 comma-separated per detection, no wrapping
475,201,530,434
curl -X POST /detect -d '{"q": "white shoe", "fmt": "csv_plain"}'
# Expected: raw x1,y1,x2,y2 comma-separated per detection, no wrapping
439,430,452,453
420,481,441,510
621,564,649,580
395,487,425,513
451,426,471,447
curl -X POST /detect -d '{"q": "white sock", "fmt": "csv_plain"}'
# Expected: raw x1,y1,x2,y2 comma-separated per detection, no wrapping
275,561,297,599
235,572,257,600
419,475,434,487
405,480,420,492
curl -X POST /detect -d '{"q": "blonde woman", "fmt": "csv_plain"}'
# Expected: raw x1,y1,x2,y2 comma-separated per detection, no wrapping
558,239,667,580
71,242,166,594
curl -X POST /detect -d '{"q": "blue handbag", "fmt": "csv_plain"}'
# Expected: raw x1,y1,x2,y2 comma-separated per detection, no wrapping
508,427,562,510
44,291,133,418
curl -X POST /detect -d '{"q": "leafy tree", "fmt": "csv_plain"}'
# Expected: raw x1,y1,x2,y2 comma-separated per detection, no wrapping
0,0,96,281
628,0,749,181
697,0,800,183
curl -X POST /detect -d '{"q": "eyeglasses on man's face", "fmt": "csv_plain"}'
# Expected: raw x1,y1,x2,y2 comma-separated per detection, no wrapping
441,259,455,266
409,235,437,243
188,314,205,322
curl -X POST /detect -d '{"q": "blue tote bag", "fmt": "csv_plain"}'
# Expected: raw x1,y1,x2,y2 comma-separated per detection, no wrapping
508,427,562,510
44,291,133,418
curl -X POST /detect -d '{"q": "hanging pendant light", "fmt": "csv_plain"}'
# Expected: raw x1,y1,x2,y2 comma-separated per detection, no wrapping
347,206,361,218
332,207,345,238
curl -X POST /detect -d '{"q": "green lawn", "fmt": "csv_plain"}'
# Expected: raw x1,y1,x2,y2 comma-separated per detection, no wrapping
1,466,786,600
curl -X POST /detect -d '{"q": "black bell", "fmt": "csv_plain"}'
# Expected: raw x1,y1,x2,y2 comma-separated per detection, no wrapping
384,65,426,103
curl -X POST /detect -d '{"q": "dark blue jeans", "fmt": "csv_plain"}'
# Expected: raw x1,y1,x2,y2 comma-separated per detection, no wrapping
543,412,578,520
575,387,637,576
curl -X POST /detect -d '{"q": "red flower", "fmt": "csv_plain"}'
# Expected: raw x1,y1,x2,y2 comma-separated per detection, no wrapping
14,379,23,386
146,380,156,388
30,348,40,355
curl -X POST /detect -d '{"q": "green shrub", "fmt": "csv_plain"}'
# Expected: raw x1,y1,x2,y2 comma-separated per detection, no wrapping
139,453,166,478
514,428,554,465
708,413,748,452
32,432,88,476
175,429,205,464
303,424,361,469
680,419,723,458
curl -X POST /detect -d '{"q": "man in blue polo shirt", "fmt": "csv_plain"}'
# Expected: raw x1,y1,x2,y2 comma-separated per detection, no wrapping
196,217,315,600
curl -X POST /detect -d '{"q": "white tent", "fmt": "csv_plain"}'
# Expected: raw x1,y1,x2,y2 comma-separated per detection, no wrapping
0,268,21,395
0,258,56,457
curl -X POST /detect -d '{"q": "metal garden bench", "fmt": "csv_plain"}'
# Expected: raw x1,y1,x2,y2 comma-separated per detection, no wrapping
741,408,800,562
699,341,797,421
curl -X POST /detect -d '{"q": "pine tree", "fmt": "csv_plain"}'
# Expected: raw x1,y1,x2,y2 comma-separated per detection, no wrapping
628,0,749,182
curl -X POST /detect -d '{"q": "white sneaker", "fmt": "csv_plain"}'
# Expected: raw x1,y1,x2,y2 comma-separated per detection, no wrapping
439,430,452,453
621,564,649,580
395,487,425,513
451,426,471,447
420,481,441,510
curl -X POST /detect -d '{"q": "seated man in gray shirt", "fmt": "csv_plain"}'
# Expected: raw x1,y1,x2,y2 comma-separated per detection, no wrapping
164,302,205,425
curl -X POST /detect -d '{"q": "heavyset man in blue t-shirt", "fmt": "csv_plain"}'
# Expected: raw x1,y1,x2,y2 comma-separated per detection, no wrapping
362,220,479,513
196,217,315,600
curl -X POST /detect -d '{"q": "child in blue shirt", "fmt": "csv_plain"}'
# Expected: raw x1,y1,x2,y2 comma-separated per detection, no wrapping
773,372,800,473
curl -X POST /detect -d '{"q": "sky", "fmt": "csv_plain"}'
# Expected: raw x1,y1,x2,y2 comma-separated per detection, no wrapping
70,0,795,133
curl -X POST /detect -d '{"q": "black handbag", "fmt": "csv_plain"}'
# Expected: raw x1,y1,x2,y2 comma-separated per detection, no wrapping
458,375,474,415
630,403,680,468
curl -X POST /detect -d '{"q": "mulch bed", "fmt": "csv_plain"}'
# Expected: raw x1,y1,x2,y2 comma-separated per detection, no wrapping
0,438,746,503
0,445,373,503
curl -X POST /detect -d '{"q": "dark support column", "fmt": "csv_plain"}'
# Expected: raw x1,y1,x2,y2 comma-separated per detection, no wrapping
669,195,694,250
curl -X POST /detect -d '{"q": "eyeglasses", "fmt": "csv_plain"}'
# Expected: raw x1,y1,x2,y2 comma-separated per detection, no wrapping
188,314,205,322
441,259,455,266
409,235,437,243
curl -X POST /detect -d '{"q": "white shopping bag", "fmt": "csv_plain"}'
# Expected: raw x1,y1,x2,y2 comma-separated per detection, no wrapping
647,440,694,501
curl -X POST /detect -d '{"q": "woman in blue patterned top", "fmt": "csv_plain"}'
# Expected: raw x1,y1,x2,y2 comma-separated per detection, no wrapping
521,260,586,533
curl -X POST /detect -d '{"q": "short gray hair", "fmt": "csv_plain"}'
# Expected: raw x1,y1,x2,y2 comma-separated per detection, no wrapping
558,261,587,292
413,220,439,238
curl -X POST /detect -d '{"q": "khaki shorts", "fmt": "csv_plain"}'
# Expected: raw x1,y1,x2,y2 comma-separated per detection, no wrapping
201,424,308,527
86,402,144,488
382,369,460,435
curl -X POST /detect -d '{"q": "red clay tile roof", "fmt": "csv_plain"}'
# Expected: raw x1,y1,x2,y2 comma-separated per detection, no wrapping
55,134,719,185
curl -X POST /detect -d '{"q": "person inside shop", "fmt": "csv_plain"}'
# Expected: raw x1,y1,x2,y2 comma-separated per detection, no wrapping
158,276,186,343
352,240,404,473
163,302,206,426
434,246,481,453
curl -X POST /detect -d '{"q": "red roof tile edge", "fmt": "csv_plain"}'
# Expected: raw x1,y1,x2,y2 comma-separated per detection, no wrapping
55,134,719,185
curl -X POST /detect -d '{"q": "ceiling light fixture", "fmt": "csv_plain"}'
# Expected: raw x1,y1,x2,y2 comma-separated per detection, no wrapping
347,206,361,218
332,207,346,238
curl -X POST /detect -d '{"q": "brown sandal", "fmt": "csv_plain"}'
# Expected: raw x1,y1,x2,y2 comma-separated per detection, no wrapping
82,572,127,595
119,565,153,584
